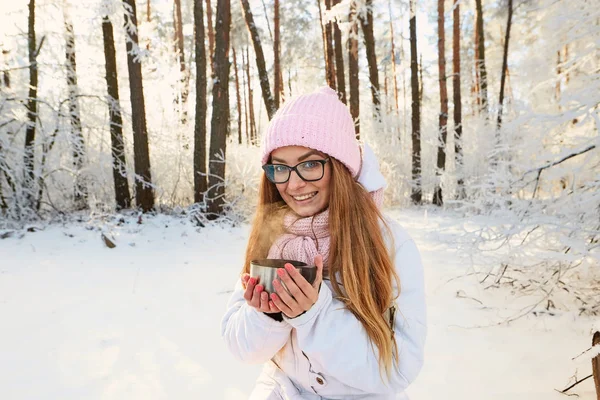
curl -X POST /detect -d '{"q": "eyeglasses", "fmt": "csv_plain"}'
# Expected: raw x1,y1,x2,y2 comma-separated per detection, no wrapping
262,158,330,184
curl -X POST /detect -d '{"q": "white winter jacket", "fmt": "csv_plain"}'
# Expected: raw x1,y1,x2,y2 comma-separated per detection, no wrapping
221,145,427,399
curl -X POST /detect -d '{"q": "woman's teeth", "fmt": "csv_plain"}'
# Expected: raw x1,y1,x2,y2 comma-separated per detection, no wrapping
292,192,317,201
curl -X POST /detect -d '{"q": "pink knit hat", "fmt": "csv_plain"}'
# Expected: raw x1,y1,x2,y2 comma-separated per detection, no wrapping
261,86,361,177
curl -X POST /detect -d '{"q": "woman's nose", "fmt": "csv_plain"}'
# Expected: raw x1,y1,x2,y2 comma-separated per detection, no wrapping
287,170,306,189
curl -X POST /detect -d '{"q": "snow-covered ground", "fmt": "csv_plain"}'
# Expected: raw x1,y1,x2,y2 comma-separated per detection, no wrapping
0,209,597,399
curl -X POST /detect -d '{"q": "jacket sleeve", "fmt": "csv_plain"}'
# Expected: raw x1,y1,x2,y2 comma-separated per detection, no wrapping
221,279,293,364
283,236,427,394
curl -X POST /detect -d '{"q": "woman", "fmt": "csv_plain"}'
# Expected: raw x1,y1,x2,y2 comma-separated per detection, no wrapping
221,87,426,399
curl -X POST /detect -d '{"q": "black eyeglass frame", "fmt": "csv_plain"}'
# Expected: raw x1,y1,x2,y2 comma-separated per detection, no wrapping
262,158,330,184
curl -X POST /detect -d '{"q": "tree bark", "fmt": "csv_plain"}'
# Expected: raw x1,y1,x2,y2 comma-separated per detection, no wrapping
24,0,38,207
410,0,421,204
474,0,488,116
359,0,380,121
1,49,10,88
246,47,257,145
102,16,131,210
259,0,273,41
273,0,281,108
433,0,448,206
206,0,215,70
348,1,360,139
496,0,513,129
453,0,464,199
317,0,328,85
194,0,208,204
123,0,154,212
63,0,88,210
348,1,360,138
324,0,336,90
592,331,600,400
242,48,249,145
388,0,399,113
240,0,276,120
233,46,242,144
207,0,231,218
174,0,189,124
332,0,346,103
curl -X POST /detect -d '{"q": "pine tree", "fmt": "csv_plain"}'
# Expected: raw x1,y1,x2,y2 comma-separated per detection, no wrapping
207,0,231,217
102,14,131,210
123,0,154,211
194,0,208,204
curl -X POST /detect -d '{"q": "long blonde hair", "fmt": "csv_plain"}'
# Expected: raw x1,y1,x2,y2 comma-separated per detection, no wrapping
243,157,401,378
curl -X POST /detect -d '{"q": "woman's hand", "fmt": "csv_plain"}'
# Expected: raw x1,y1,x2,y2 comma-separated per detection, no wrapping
241,274,280,314
270,254,324,318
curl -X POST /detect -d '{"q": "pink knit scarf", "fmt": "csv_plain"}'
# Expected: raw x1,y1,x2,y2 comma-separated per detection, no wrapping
267,189,384,271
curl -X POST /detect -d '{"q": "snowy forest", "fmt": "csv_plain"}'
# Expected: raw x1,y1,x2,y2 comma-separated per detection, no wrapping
1,0,599,398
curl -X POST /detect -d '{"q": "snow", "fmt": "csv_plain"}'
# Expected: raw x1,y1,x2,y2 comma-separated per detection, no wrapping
0,209,597,399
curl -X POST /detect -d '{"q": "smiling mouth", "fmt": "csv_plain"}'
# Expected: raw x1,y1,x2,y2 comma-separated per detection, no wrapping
291,192,317,201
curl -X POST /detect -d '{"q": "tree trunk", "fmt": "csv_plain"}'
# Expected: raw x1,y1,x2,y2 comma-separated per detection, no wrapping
123,0,154,212
102,16,131,210
433,0,448,206
242,48,249,145
273,0,281,108
206,0,215,70
102,17,131,210
24,0,38,207
233,46,242,144
324,0,336,90
453,0,464,199
207,0,231,218
359,0,380,121
246,47,257,145
333,0,346,103
194,0,208,204
240,0,276,120
63,1,88,210
401,32,408,139
592,331,600,400
2,49,10,88
383,65,389,111
259,0,274,41
496,0,513,129
146,0,151,22
474,0,488,116
174,0,189,124
409,0,421,204
388,0,399,113
348,1,360,137
317,0,328,85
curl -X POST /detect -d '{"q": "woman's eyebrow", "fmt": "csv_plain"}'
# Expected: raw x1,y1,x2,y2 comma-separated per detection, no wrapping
272,150,321,164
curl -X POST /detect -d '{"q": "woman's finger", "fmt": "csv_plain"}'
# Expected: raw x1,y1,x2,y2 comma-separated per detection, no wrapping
243,277,257,301
249,284,263,308
312,254,324,292
283,263,314,299
259,291,270,312
268,300,280,314
272,279,300,311
270,292,294,317
276,268,308,306
241,273,250,290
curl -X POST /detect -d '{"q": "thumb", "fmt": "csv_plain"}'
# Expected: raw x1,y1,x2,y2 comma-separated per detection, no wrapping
312,254,324,290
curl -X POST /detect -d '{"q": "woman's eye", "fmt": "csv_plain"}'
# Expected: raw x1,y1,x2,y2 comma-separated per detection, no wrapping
302,161,318,169
274,165,288,173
